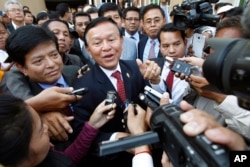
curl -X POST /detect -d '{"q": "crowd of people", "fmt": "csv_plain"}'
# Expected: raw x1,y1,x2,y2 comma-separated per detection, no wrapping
0,0,250,166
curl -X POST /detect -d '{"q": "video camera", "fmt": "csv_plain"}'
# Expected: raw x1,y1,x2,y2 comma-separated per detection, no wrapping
173,0,220,29
203,38,250,110
99,86,229,167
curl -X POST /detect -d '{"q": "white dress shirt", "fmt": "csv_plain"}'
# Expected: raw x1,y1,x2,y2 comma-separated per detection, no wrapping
214,95,250,139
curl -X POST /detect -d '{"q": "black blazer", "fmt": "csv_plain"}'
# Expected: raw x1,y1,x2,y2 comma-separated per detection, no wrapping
69,39,94,67
72,60,149,166
6,23,15,34
73,60,148,142
138,36,163,61
0,65,79,100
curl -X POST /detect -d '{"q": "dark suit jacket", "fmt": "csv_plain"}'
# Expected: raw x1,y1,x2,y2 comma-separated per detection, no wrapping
6,23,15,34
72,60,148,166
69,39,94,67
138,36,163,61
0,65,79,100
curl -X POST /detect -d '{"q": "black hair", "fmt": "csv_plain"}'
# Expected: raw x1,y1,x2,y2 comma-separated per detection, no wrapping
216,15,243,37
86,7,98,14
224,7,244,18
56,3,70,17
36,11,49,22
0,94,33,166
98,2,122,17
23,10,32,16
83,17,122,47
141,4,165,20
122,6,140,19
157,23,186,43
6,25,58,66
73,12,91,25
47,10,60,20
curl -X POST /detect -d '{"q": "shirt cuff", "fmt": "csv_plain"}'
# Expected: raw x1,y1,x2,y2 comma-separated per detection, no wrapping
132,153,153,167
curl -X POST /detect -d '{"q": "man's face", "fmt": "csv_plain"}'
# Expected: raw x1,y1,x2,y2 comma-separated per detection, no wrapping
86,22,123,70
24,13,33,24
159,31,187,60
7,4,24,23
48,21,71,54
103,10,122,29
17,41,63,84
142,8,166,39
74,15,90,39
123,11,140,35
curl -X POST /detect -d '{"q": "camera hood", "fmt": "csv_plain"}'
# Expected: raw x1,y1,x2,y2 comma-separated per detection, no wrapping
203,38,250,109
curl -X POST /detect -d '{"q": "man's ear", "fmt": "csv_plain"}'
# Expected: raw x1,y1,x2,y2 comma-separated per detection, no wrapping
16,63,28,76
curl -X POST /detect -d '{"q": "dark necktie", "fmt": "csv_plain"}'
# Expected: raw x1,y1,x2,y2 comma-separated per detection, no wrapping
112,71,126,104
148,40,156,59
56,83,73,116
166,66,174,93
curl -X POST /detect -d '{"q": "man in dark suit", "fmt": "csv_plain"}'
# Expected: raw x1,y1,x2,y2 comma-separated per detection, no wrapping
2,26,80,149
4,0,25,34
138,4,166,62
121,6,146,44
69,12,95,66
73,17,161,167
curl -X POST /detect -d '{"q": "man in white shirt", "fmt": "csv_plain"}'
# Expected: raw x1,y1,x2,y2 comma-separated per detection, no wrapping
122,6,146,44
151,23,190,105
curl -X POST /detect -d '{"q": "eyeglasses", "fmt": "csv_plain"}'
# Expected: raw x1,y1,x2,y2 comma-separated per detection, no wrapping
125,17,140,22
8,8,23,13
144,18,162,25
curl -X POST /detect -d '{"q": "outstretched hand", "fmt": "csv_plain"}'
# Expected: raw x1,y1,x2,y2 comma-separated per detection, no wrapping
136,59,161,84
88,100,116,129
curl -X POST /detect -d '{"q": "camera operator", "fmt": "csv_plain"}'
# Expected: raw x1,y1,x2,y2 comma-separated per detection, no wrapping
177,15,250,139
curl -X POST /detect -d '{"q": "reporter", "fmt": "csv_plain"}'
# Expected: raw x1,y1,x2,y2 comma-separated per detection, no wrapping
0,94,116,167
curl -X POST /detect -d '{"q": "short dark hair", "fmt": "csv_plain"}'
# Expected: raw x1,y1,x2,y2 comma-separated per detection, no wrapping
6,25,58,66
0,94,33,166
216,15,243,37
122,6,140,19
23,10,32,16
86,7,98,14
83,17,122,46
56,3,70,17
36,11,48,22
158,23,186,43
73,12,91,25
141,4,165,20
98,2,122,17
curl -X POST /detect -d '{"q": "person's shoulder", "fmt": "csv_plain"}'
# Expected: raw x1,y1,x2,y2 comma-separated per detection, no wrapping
36,150,76,167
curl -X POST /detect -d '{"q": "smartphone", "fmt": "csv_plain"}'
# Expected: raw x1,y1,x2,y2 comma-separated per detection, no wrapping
171,60,192,76
104,90,116,114
68,88,88,95
144,85,163,99
192,33,206,58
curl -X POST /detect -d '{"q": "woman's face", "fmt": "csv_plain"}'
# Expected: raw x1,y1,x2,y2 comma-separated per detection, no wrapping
28,106,50,166
0,23,9,50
